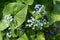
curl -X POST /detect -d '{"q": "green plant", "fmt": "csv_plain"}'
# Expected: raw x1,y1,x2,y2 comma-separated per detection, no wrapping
0,0,60,40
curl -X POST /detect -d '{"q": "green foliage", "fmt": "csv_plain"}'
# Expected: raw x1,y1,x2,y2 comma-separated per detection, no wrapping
16,0,34,5
55,33,60,40
37,32,45,40
3,2,28,29
46,2,60,24
0,32,3,40
0,21,7,31
0,0,60,40
14,5,28,28
17,33,28,40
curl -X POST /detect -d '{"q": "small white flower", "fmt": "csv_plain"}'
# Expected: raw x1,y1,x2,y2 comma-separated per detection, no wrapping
32,27,35,30
6,33,11,38
10,16,12,19
35,24,38,26
43,10,46,14
8,27,11,30
42,5,44,8
40,23,43,26
25,24,29,26
33,24,38,27
36,5,45,14
44,22,47,24
31,16,35,21
7,33,9,36
47,22,50,25
29,24,31,27
44,19,46,21
30,23,33,26
8,35,12,38
32,11,35,14
27,20,32,23
37,8,42,13
10,18,13,22
3,14,14,28
33,25,36,27
34,4,41,9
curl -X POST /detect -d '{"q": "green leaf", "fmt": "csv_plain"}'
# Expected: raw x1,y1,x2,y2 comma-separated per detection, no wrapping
16,0,23,3
16,0,34,5
46,2,60,25
11,30,17,37
54,0,60,2
55,21,60,27
26,30,35,40
0,21,8,31
0,31,3,40
47,13,60,24
3,2,25,16
14,5,28,28
4,36,9,40
53,0,60,4
3,2,28,29
36,32,45,40
17,33,28,40
55,33,60,40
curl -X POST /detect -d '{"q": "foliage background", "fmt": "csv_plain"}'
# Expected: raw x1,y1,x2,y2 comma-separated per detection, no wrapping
0,0,60,40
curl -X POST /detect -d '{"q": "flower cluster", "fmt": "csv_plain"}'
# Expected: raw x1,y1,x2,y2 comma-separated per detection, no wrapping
25,16,37,30
25,4,50,31
25,16,50,30
3,14,13,27
32,4,46,14
3,14,13,38
6,27,12,38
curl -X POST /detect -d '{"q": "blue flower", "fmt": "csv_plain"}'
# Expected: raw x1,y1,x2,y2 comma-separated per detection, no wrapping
34,4,41,9
50,31,55,35
40,22,43,26
47,22,50,25
19,29,24,34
